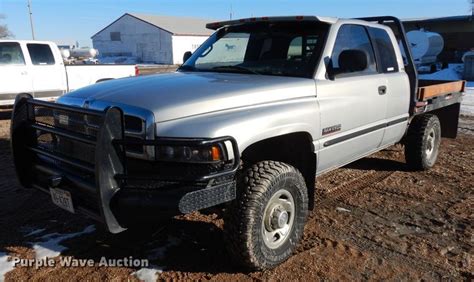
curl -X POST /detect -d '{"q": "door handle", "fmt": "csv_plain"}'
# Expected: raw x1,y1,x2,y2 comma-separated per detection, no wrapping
378,85,387,95
21,71,28,75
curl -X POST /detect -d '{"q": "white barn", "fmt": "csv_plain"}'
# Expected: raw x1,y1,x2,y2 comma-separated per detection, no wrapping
91,13,213,64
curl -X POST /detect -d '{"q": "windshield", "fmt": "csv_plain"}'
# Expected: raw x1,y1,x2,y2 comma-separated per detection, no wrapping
180,22,329,78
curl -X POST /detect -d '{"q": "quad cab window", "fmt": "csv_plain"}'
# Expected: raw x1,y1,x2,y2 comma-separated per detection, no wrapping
27,43,56,65
180,22,329,78
0,42,25,65
369,27,399,73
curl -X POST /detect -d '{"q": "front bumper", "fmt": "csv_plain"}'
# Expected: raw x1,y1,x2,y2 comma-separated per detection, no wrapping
10,94,240,233
111,181,236,226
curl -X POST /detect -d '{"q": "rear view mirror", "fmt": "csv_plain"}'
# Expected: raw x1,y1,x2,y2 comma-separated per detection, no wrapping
183,51,192,63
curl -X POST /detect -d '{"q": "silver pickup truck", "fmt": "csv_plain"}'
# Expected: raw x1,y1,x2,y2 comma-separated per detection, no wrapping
10,16,464,270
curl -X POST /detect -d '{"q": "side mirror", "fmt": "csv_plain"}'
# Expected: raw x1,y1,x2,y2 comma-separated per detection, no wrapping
324,56,335,81
183,51,192,63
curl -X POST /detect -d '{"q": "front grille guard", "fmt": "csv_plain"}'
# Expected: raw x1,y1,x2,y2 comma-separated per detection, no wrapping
11,94,240,233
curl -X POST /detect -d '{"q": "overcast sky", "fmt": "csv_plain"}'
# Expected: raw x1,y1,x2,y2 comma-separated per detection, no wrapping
0,0,471,47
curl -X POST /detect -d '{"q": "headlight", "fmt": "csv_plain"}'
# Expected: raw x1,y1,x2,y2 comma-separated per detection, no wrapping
155,144,224,163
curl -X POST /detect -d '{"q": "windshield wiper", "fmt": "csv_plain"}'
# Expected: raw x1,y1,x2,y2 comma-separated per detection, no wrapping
211,65,261,75
179,65,198,72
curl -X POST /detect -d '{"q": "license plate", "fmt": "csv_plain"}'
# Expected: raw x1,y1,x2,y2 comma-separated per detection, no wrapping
50,188,75,213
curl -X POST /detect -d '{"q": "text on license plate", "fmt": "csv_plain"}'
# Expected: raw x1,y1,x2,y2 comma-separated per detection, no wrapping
50,188,75,213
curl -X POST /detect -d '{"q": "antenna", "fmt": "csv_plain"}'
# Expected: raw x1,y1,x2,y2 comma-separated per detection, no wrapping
27,0,35,39
230,3,233,20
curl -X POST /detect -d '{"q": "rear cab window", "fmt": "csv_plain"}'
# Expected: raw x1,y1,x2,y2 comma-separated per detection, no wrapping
368,27,399,73
27,43,56,65
0,42,25,65
288,35,320,61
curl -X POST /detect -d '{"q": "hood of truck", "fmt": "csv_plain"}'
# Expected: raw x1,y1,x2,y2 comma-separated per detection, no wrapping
58,71,316,123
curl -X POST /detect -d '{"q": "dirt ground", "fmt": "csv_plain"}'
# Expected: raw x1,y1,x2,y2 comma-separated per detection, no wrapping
0,111,472,281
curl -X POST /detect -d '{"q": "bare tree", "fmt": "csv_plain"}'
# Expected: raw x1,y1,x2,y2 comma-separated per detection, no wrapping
0,14,13,39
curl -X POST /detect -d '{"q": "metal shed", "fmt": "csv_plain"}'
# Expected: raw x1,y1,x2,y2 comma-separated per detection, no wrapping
91,13,214,64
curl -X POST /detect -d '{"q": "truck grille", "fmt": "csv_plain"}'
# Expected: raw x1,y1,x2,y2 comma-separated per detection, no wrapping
124,115,144,133
35,105,102,138
36,106,148,159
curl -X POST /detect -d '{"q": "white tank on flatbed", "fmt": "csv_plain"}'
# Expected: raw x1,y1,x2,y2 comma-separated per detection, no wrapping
406,30,444,65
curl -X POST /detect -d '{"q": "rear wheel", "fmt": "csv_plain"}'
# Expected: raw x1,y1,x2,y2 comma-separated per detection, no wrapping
224,161,308,270
405,114,441,170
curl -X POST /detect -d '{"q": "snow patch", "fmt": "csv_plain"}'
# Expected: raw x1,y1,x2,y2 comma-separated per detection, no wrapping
132,266,163,282
132,236,181,281
336,207,351,213
461,88,474,116
0,253,15,281
419,64,463,81
31,225,95,260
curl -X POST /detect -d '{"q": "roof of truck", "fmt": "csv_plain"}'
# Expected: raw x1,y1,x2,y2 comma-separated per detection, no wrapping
0,39,56,45
206,16,339,30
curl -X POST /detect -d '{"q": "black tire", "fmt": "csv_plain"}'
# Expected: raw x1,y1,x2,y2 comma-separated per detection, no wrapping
405,114,441,170
224,161,308,270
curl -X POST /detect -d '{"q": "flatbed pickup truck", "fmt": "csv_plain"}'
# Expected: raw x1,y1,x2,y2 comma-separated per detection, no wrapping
10,16,464,270
0,40,165,106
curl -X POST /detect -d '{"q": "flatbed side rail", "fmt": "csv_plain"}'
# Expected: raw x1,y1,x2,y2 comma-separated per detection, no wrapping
417,80,466,101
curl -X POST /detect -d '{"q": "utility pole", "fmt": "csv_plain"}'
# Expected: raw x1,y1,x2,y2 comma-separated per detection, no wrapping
27,0,35,39
471,0,474,17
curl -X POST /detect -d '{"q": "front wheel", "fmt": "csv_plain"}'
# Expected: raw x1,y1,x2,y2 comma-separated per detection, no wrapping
224,161,308,270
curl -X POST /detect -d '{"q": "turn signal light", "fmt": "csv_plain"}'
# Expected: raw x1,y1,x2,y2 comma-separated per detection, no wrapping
211,145,222,161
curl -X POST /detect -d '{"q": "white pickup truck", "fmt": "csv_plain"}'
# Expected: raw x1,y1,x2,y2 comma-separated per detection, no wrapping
10,16,465,270
0,40,140,106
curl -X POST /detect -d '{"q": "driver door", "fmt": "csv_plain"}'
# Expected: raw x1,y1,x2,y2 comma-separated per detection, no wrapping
316,24,387,174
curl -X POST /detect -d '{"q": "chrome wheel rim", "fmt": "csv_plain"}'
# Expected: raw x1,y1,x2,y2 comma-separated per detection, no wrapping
262,189,295,249
425,128,436,158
